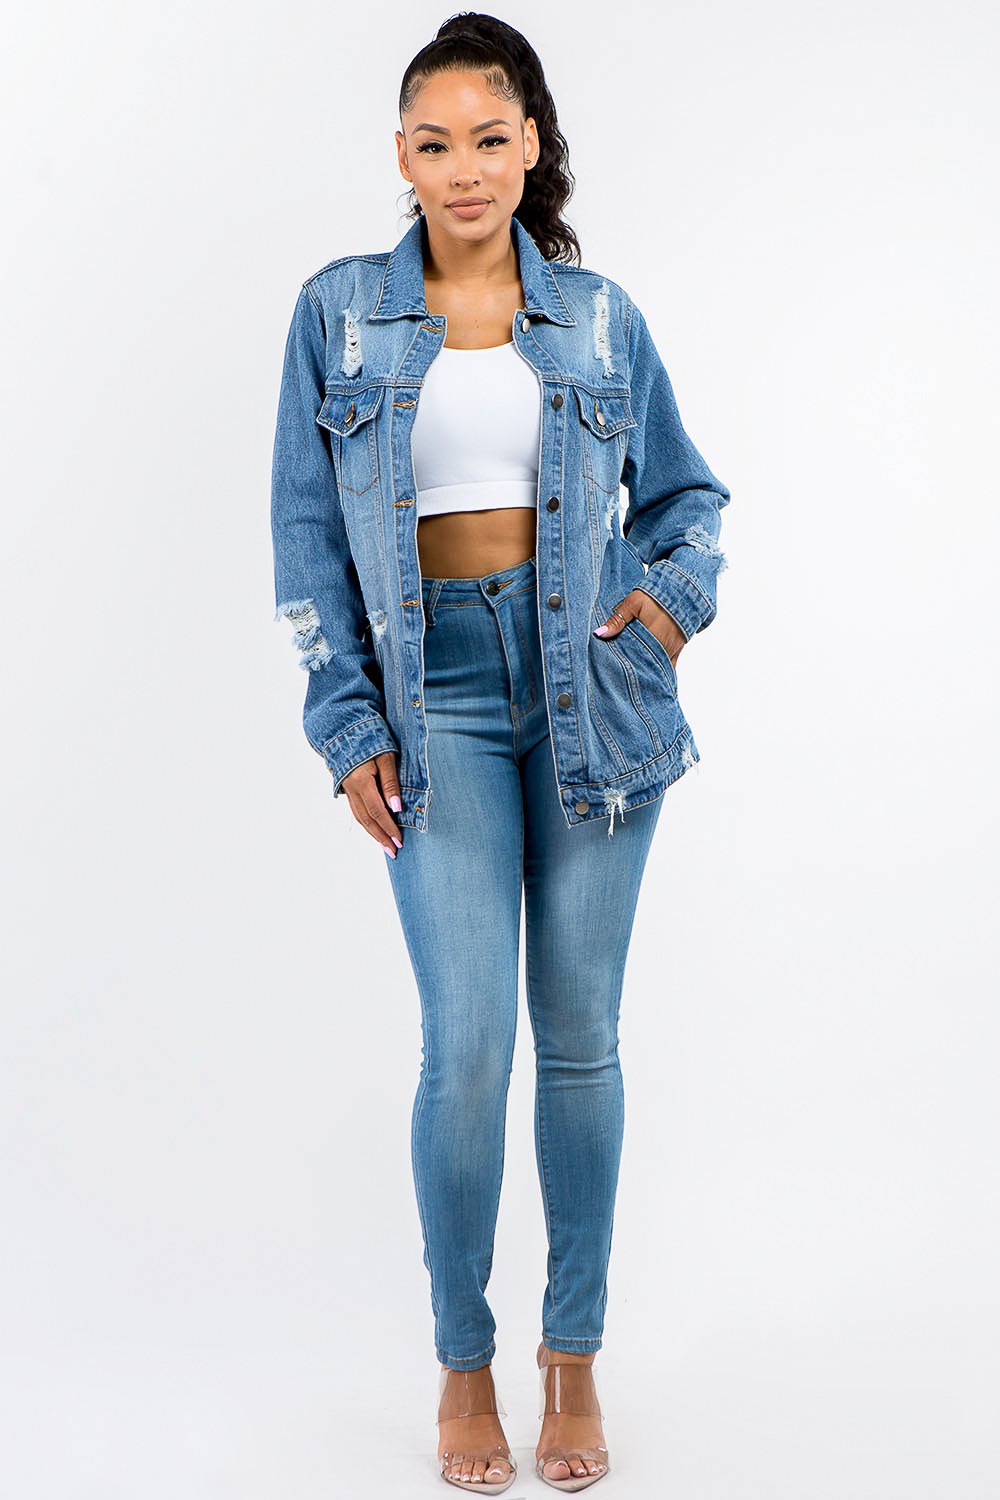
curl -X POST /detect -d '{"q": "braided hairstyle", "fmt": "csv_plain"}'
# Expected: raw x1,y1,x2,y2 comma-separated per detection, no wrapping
398,13,581,265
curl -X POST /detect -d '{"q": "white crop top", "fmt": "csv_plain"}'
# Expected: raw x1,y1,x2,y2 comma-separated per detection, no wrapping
409,341,541,518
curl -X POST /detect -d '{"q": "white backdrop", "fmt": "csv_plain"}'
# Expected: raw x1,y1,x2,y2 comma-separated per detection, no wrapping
2,2,997,1497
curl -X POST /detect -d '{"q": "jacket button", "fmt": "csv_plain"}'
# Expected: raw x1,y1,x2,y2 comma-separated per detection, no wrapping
547,593,562,609
595,409,606,426
521,316,530,331
574,800,589,814
551,392,564,409
547,496,559,511
556,691,571,707
485,579,500,594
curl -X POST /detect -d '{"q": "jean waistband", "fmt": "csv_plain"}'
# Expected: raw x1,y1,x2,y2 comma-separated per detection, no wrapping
421,554,537,601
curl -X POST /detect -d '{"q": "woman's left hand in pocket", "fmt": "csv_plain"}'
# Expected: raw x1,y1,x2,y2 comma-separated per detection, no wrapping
593,589,686,668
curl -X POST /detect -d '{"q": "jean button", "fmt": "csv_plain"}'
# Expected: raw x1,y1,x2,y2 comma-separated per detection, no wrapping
574,799,589,814
556,692,571,707
547,593,562,609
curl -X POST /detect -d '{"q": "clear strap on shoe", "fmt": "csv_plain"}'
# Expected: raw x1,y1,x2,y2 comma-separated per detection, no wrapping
537,1360,603,1420
438,1366,508,1421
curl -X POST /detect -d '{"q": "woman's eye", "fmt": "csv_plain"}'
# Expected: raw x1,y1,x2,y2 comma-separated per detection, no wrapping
414,134,512,154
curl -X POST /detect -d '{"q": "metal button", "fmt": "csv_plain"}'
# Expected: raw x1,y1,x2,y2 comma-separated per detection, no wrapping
551,392,564,409
556,691,571,707
344,402,355,426
547,496,560,511
547,593,562,610
521,316,530,332
595,409,606,426
574,800,590,815
485,580,500,595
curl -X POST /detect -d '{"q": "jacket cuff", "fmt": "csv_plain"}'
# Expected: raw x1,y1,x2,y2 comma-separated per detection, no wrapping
634,558,715,641
320,715,400,798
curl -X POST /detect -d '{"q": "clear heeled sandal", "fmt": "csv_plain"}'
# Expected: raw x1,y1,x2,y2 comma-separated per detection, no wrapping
536,1356,611,1492
437,1366,518,1493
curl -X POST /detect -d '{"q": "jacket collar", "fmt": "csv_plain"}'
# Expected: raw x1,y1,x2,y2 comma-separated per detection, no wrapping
370,211,576,326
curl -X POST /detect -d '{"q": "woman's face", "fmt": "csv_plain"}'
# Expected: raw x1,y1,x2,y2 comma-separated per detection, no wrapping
396,69,538,245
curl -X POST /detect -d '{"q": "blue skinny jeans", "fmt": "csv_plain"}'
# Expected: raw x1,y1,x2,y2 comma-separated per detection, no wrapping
384,554,663,1371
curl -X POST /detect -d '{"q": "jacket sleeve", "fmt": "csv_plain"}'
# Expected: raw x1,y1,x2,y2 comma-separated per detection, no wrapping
620,298,731,640
270,283,399,796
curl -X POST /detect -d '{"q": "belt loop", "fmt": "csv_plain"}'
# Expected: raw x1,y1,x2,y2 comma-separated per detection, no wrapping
424,576,446,627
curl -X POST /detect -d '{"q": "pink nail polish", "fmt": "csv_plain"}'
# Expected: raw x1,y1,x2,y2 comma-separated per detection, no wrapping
389,795,402,811
392,836,403,849
384,845,396,858
593,625,609,636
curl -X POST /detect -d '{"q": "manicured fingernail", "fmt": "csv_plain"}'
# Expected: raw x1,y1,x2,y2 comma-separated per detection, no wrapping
389,795,402,811
391,836,402,849
384,845,396,858
593,625,609,636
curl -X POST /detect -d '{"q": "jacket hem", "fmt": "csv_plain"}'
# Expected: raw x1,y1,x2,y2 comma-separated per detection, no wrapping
389,722,702,835
555,721,701,829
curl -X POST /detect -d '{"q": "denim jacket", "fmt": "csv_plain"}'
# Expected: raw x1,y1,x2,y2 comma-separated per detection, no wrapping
271,212,730,834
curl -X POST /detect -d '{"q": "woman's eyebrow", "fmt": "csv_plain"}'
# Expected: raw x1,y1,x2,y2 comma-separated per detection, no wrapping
412,118,512,135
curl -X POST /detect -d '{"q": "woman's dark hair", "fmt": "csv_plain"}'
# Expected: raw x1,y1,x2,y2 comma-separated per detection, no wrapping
398,13,581,265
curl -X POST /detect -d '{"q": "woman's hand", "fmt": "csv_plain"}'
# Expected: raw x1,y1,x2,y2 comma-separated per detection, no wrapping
341,751,404,858
594,589,686,668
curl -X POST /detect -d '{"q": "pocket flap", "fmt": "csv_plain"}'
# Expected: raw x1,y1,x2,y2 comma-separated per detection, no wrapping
572,386,637,438
316,383,385,436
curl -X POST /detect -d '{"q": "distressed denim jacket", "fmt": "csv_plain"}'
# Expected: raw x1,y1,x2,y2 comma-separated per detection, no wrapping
271,212,730,834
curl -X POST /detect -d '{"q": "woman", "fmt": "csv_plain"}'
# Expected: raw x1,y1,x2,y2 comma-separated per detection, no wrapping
270,15,730,1493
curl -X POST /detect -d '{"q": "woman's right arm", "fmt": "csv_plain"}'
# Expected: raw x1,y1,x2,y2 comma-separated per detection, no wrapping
270,283,401,808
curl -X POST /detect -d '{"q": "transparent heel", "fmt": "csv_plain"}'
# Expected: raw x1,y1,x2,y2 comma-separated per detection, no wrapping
536,1357,610,1492
437,1366,518,1493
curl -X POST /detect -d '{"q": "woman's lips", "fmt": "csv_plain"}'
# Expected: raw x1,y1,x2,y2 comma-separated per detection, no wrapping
447,201,491,219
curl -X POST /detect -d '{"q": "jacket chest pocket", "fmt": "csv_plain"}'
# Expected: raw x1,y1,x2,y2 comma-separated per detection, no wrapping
572,385,637,556
572,384,635,492
316,384,385,496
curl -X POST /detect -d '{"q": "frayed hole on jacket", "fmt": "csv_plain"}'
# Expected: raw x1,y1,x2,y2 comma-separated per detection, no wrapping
275,598,334,671
593,279,614,377
367,606,388,641
603,787,626,838
683,523,728,572
341,306,362,376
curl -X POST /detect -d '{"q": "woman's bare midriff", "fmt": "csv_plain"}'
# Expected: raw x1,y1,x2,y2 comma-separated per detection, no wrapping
416,507,536,579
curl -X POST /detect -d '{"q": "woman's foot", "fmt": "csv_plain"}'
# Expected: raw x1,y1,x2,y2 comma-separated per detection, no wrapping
438,1362,516,1487
536,1341,609,1485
